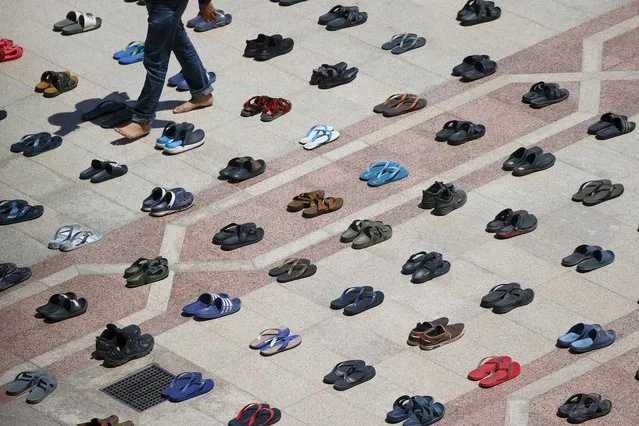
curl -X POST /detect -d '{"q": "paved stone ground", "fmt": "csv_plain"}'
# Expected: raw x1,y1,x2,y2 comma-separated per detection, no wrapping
1,0,638,425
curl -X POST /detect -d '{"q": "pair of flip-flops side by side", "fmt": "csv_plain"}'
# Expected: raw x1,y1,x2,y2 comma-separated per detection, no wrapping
268,258,317,282
0,39,23,62
572,179,623,206
213,222,264,250
0,262,32,291
480,283,534,314
323,360,376,391
300,124,340,150
113,41,145,65
374,94,427,117
401,251,451,284
11,132,63,156
0,200,44,226
467,356,520,388
53,11,102,35
249,327,302,356
557,393,612,422
360,160,409,187
161,372,214,402
435,120,486,145
330,286,385,315
382,33,426,54
521,81,569,108
48,224,102,251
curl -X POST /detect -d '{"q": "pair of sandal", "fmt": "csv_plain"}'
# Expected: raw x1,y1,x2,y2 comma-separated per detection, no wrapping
503,146,555,176
213,223,264,250
186,9,232,32
522,81,569,108
467,356,520,388
11,132,63,156
219,157,267,182
49,224,103,251
382,33,426,55
156,121,206,154
244,34,294,61
374,93,427,117
401,252,450,284
0,199,43,225
480,283,534,314
0,262,31,291
6,371,57,404
81,100,132,128
557,393,611,423
183,292,242,319
386,395,445,425
299,124,340,150
340,219,392,249
457,0,501,26
113,41,144,65
557,323,616,354
318,5,367,30
0,39,23,62
452,54,497,81
167,70,216,92
330,286,385,316
587,112,636,140
360,160,409,187
36,292,87,322
435,120,486,145
572,179,623,206
96,324,154,367
77,415,133,426
323,360,376,390
80,159,128,183
161,371,214,402
561,245,614,272
124,257,169,288
290,192,343,218
420,181,467,215
229,402,281,426
486,208,538,239
249,327,302,356
241,96,291,122
310,61,358,89
53,11,102,35
268,258,317,283
35,70,78,97
142,187,194,217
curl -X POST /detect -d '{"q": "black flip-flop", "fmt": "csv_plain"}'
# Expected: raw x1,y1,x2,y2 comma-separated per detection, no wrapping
511,152,555,176
571,180,611,202
0,202,44,225
323,360,366,384
343,290,384,315
330,286,374,309
491,288,534,314
268,258,311,276
480,283,520,308
333,364,376,390
213,223,256,245
581,183,623,206
0,267,32,291
276,263,317,283
401,252,441,275
23,135,63,157
567,396,611,423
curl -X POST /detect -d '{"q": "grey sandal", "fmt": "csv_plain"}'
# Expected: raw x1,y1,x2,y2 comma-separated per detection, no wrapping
26,374,57,404
6,371,45,396
351,223,392,249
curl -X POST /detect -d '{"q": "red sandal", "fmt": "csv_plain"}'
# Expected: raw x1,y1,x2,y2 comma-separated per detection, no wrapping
247,407,281,426
261,98,291,122
231,402,269,425
478,359,520,388
467,355,511,380
241,96,272,117
0,44,23,62
0,39,13,49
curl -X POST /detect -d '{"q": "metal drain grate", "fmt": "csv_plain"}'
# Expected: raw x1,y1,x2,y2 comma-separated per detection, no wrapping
100,364,175,412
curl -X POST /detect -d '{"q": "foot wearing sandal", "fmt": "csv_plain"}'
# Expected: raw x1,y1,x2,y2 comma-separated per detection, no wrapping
115,122,151,139
173,94,214,114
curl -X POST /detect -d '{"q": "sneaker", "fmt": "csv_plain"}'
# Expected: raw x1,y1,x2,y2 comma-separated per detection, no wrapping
94,324,141,359
432,187,467,216
419,181,449,209
103,331,154,367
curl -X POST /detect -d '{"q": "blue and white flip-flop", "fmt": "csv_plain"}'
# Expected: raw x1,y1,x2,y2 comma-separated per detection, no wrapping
299,124,334,144
182,293,229,315
193,295,241,319
259,334,302,356
249,327,290,350
303,126,340,150
359,160,399,181
367,165,409,187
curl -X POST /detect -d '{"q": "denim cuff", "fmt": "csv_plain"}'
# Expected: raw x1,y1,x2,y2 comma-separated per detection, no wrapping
190,82,214,97
131,111,154,125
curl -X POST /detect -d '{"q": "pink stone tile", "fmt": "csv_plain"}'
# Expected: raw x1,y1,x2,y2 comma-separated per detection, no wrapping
30,255,76,281
0,348,25,375
437,401,506,426
602,28,639,70
193,181,240,208
498,37,582,74
0,275,149,360
599,80,639,117
139,312,188,338
608,58,639,71
45,347,94,379
537,123,588,153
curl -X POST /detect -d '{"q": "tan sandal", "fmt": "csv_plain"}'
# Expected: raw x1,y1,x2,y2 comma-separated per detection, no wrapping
43,72,78,98
302,197,343,218
286,190,325,212
35,71,70,93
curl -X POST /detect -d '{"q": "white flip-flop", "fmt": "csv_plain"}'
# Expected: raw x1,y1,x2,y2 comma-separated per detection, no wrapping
299,124,334,145
48,224,83,249
58,229,103,251
303,127,340,150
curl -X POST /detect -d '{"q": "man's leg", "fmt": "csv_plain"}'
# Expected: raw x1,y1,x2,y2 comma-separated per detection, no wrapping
171,18,213,114
116,0,187,138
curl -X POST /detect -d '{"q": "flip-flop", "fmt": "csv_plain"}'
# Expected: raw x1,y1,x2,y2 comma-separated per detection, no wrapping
323,360,366,384
168,377,214,402
411,260,450,284
373,94,409,113
575,249,614,272
58,229,102,251
367,166,409,187
581,183,624,206
343,290,384,315
571,180,611,202
404,398,444,426
118,43,145,65
467,356,512,380
300,124,334,144
330,286,373,309
10,133,51,153
160,372,202,397
48,224,83,249
245,407,281,426
0,202,44,225
491,288,534,314
561,245,602,267
557,393,602,418
219,225,264,250
0,44,23,62
113,41,143,60
480,283,520,308
182,293,229,315
359,160,399,181
478,360,520,388
249,327,290,349
259,334,302,356
390,34,426,55
23,135,63,157
269,259,312,276
382,33,415,50
193,295,241,319
401,251,442,275
333,365,376,390
213,223,254,245
382,96,427,117
276,263,317,283
303,127,340,150
229,403,272,426
0,266,32,291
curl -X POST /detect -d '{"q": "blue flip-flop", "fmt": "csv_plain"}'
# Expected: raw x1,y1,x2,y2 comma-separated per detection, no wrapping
359,160,399,181
182,293,229,315
249,327,290,350
119,43,144,65
175,72,216,91
113,41,142,60
169,378,214,402
367,165,409,187
10,133,51,153
161,372,202,397
556,323,596,348
569,325,615,353
23,135,62,157
193,295,241,319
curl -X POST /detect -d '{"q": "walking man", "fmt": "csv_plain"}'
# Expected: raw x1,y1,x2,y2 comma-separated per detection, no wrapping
116,0,216,139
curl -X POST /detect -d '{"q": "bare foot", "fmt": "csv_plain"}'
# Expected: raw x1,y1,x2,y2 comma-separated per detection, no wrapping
115,122,151,139
173,94,214,114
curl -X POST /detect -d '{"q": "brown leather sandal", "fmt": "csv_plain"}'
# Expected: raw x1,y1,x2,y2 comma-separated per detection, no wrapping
383,94,427,117
302,197,343,218
373,93,410,113
287,190,325,212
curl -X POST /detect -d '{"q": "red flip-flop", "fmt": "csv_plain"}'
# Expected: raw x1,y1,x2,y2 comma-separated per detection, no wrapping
467,356,511,381
0,45,23,62
478,360,520,388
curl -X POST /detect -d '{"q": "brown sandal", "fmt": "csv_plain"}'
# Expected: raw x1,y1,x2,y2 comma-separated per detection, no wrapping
382,94,427,117
302,197,343,218
287,190,325,212
373,93,410,113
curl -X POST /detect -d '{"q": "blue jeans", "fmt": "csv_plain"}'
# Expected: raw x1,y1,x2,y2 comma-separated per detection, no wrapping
133,0,213,124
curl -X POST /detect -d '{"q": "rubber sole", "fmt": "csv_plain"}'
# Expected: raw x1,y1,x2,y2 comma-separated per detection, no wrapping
220,231,264,251
163,139,205,155
253,44,294,61
495,223,537,239
420,329,465,350
431,190,467,216
103,343,154,368
149,201,194,217
511,158,555,176
492,291,534,314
